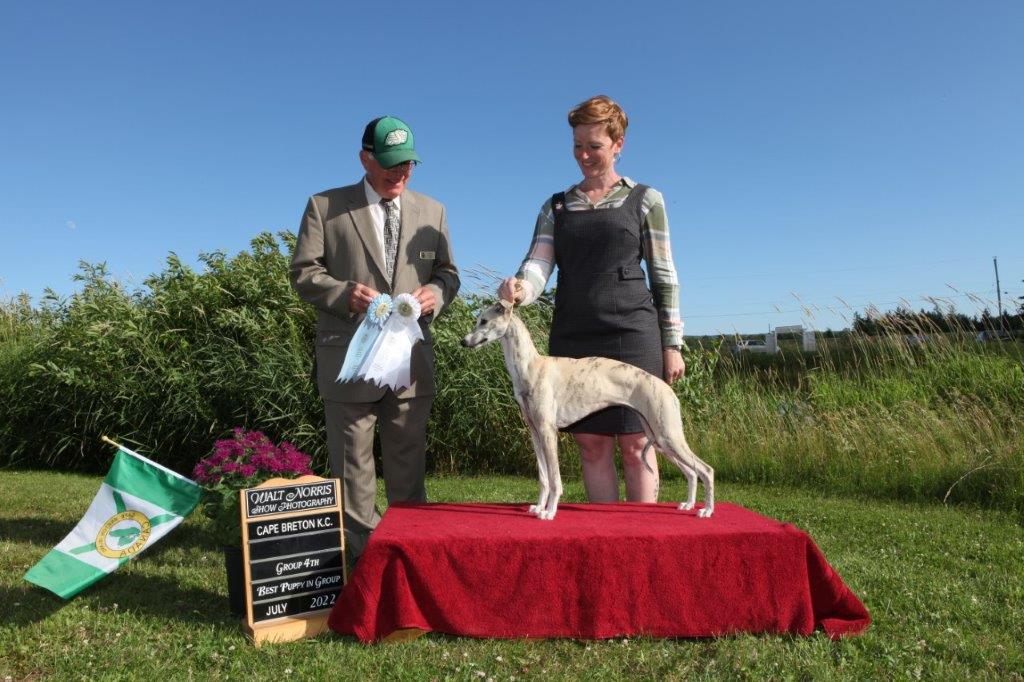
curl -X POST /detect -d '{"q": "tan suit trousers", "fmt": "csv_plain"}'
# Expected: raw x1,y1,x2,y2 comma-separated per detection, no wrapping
324,393,432,560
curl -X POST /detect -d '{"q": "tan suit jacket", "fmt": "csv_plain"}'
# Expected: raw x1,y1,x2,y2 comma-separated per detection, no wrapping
290,182,459,402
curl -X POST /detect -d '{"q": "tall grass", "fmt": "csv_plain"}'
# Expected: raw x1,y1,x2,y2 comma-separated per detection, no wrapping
699,319,1024,514
0,231,1021,515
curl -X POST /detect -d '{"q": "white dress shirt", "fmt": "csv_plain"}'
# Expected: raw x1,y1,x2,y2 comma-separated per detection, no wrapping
362,177,401,255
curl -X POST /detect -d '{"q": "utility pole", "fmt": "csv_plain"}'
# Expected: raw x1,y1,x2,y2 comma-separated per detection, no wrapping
993,256,1004,329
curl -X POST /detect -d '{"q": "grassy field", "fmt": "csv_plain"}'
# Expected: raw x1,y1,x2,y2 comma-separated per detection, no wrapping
2,470,1022,680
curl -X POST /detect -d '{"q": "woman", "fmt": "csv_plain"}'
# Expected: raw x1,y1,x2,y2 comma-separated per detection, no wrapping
499,95,685,504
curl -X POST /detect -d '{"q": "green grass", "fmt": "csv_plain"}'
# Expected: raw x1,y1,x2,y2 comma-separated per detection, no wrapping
3,471,1022,680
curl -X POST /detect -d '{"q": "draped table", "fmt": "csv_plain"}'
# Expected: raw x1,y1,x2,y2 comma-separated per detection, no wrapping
328,501,869,642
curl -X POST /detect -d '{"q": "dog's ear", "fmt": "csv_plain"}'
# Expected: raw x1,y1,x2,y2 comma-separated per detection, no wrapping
499,299,514,314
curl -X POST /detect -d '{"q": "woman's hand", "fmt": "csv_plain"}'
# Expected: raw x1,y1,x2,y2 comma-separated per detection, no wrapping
498,277,525,304
663,348,685,383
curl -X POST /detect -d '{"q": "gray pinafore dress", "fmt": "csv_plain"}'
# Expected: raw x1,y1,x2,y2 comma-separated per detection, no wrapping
549,184,664,434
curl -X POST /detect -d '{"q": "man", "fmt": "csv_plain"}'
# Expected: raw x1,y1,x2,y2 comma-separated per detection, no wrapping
290,116,459,561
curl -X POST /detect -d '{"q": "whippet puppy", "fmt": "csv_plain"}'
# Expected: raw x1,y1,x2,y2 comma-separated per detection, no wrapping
462,301,714,520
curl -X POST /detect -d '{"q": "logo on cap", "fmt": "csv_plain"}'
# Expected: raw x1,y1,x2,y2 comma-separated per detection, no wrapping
384,130,408,146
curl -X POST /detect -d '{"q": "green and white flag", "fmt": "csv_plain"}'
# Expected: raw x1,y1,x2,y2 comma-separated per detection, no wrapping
24,441,201,599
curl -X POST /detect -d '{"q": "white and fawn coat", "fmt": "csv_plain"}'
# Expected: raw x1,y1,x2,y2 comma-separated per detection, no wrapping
464,303,714,520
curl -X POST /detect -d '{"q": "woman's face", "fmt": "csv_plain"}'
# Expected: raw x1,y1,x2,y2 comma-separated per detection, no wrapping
573,123,624,180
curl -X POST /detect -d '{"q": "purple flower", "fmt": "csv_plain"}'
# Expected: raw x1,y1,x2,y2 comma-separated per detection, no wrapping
196,428,315,490
241,430,269,448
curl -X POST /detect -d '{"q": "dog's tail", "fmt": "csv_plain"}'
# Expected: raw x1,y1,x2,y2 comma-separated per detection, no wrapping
635,413,656,474
640,441,655,474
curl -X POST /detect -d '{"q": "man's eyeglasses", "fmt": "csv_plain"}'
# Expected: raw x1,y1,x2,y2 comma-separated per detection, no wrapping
385,161,416,174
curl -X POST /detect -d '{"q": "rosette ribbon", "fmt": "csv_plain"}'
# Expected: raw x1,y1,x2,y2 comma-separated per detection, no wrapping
360,293,424,391
337,293,393,383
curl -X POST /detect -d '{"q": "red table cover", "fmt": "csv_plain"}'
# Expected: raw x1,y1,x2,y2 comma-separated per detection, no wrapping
328,502,869,642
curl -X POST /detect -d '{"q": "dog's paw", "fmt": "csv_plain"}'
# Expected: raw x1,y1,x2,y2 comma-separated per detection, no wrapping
678,502,694,511
528,504,541,515
697,507,713,519
538,509,557,520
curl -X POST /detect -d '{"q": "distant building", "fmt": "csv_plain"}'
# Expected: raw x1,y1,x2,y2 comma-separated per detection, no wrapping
734,325,817,354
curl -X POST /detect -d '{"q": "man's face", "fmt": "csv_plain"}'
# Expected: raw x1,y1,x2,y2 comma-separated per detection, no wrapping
360,151,414,200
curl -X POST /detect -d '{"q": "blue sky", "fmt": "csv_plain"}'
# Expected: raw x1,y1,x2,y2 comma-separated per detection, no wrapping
2,1,1022,336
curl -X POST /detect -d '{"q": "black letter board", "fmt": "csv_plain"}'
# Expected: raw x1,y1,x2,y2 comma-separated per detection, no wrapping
240,476,345,646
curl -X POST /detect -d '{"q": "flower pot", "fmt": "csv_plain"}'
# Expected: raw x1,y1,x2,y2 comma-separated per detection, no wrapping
222,545,246,617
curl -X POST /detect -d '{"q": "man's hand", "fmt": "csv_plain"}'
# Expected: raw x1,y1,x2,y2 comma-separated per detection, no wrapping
349,283,380,313
498,277,525,304
412,286,437,317
663,348,686,383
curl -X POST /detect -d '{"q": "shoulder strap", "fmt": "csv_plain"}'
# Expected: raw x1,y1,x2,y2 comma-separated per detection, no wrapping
628,184,649,221
551,192,567,216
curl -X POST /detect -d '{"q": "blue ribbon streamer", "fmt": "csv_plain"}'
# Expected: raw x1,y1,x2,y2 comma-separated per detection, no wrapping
337,294,393,383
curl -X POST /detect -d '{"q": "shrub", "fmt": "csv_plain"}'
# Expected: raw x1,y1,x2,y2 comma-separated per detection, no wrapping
0,233,322,473
1,231,1021,514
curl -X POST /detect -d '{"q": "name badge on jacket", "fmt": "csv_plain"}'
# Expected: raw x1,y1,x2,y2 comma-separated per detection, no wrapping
419,251,436,260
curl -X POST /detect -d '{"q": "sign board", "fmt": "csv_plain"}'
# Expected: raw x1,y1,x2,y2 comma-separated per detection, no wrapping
240,475,345,646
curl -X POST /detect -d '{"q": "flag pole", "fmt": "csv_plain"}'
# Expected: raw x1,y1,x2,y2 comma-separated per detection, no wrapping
100,435,197,484
101,434,147,461
101,434,144,459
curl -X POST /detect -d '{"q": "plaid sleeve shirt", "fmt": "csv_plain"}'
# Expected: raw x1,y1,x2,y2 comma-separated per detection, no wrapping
515,177,683,348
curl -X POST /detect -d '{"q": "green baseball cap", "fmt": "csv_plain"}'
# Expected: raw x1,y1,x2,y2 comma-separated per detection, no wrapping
361,116,421,168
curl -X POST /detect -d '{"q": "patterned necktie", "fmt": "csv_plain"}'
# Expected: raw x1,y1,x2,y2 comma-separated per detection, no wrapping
381,199,400,285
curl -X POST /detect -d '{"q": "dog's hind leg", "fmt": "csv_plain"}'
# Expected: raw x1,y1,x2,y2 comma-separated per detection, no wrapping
636,414,697,508
659,433,714,518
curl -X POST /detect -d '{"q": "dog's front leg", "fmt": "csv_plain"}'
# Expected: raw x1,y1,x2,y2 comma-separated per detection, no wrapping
526,422,550,517
537,424,563,520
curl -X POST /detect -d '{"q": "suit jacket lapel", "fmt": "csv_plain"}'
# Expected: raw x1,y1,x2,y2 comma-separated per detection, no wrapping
346,185,388,284
396,190,419,289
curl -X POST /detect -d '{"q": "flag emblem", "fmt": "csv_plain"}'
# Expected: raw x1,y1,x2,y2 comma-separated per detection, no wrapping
94,510,152,558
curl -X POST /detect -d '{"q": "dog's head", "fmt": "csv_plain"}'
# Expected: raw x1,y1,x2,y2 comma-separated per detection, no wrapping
461,300,514,349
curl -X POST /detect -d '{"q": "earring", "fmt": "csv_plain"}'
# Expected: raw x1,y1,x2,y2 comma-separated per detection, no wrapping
614,152,621,162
